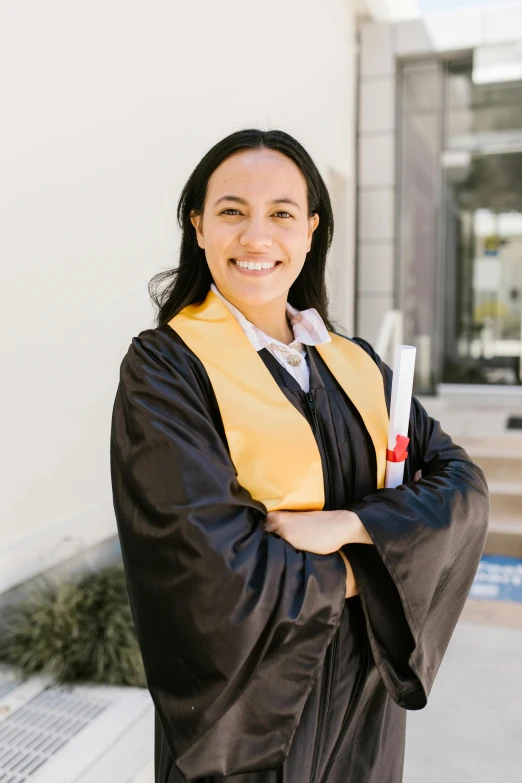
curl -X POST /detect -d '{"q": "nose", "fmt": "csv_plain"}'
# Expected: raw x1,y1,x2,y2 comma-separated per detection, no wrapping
239,216,273,249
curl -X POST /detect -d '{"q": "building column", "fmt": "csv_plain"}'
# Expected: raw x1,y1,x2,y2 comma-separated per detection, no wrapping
356,21,397,347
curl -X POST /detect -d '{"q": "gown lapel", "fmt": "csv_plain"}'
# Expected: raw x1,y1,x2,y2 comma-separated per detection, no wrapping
168,290,388,511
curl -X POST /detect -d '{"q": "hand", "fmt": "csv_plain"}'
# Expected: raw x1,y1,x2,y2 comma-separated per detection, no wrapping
264,509,372,555
338,549,359,598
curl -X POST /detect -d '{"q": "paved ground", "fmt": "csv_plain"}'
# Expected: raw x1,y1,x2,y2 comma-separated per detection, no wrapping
401,396,522,781
403,613,522,783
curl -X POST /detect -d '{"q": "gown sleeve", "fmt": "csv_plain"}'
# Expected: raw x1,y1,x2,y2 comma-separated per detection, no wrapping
342,336,490,710
109,329,347,780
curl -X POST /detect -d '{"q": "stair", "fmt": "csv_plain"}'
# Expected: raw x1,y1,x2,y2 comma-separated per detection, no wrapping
418,392,522,559
455,437,522,557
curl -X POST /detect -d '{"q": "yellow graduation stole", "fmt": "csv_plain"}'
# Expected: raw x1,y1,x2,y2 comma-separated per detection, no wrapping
168,289,388,512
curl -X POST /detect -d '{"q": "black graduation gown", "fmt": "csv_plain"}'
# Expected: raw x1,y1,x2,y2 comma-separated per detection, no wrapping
109,323,490,783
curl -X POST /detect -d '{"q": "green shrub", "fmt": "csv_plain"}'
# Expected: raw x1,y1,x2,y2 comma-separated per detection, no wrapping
0,566,146,687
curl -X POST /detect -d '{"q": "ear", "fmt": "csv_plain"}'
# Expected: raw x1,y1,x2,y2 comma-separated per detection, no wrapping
190,211,205,249
307,213,320,252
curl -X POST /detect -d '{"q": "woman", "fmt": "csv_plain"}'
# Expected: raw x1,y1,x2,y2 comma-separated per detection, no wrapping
110,129,490,783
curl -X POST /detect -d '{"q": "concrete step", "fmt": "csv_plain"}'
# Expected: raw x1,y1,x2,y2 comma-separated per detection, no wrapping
486,486,522,556
459,435,522,456
472,456,522,485
484,522,522,558
490,488,522,514
461,598,522,629
487,489,522,557
460,438,522,490
457,437,522,557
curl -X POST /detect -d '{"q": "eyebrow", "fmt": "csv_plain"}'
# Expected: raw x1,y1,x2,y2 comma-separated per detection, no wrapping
213,195,301,210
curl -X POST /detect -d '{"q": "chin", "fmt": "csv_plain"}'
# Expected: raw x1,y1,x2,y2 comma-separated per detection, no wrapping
232,287,282,306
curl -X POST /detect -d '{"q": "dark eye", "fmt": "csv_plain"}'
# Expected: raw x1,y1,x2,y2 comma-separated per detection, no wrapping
220,208,241,215
274,211,292,219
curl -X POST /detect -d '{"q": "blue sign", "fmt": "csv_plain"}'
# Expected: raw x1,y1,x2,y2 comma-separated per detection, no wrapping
469,555,522,603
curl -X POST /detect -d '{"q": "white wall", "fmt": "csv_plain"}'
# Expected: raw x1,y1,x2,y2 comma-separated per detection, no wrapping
0,0,360,591
362,0,418,22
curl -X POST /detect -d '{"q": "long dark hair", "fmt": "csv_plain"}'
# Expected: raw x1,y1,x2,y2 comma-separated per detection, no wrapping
149,128,338,330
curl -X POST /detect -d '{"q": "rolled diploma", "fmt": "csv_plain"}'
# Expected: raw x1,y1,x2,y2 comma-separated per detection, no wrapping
385,345,417,489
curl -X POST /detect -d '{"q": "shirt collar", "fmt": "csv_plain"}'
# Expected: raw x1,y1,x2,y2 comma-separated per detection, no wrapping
210,282,331,351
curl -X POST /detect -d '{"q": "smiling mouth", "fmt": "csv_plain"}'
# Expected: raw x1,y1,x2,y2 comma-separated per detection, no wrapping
230,259,282,270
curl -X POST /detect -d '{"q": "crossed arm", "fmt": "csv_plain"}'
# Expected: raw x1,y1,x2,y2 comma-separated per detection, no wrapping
264,508,371,598
264,469,424,599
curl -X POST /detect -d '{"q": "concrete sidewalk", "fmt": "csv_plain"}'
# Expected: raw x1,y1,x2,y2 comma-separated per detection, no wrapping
2,609,518,782
403,618,522,783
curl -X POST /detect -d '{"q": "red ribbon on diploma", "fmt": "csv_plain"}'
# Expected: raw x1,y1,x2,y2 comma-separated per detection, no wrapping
386,434,410,463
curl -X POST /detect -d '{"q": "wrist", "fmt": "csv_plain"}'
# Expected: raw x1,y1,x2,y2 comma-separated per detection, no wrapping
341,510,372,546
337,548,358,599
338,548,349,572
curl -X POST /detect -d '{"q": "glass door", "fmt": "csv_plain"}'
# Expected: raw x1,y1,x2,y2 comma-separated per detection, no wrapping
442,153,522,385
441,61,522,385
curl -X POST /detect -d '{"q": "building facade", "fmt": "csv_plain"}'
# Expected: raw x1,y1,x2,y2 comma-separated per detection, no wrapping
357,2,522,393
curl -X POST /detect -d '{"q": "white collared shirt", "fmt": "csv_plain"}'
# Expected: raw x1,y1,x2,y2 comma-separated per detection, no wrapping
210,282,331,393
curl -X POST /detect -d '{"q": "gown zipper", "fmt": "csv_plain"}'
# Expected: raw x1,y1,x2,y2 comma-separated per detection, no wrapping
305,388,337,782
305,390,332,510
310,632,338,782
320,638,377,783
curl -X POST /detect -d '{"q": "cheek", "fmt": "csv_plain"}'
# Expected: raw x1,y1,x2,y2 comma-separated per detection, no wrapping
205,223,237,255
278,225,311,255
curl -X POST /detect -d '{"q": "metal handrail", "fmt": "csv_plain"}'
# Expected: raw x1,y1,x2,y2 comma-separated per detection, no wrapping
375,310,403,365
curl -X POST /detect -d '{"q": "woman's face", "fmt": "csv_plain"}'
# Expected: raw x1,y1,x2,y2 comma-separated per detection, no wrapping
190,148,319,308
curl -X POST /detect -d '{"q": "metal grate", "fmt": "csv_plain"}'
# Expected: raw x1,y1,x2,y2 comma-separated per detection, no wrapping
0,680,20,701
0,685,110,782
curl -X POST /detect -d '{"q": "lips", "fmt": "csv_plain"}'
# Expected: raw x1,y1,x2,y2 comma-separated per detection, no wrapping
230,259,281,265
228,258,282,266
229,258,282,275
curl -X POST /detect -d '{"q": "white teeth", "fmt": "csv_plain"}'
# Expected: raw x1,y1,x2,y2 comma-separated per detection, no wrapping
233,259,278,270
